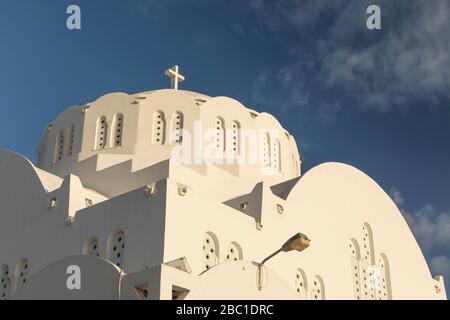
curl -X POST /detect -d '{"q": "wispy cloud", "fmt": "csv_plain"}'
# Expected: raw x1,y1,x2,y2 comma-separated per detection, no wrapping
389,187,450,287
403,204,450,252
251,60,341,125
389,187,405,207
322,0,450,112
244,0,450,119
431,256,450,283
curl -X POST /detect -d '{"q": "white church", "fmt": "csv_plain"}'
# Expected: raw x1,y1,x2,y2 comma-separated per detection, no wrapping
0,66,446,300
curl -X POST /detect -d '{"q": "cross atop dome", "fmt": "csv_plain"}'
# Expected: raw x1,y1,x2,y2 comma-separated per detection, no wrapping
165,65,185,90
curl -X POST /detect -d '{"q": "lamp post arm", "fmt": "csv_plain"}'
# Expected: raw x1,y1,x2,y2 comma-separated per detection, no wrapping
257,248,283,291
260,248,283,266
257,233,310,291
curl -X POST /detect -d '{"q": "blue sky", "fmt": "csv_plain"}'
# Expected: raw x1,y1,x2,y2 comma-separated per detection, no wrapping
0,0,449,293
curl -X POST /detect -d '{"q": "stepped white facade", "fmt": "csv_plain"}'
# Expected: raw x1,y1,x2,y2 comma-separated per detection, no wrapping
0,66,446,300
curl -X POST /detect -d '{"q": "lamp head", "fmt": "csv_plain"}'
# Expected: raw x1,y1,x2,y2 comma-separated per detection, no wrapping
281,233,310,253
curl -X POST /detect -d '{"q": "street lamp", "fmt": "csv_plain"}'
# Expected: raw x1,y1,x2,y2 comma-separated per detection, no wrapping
257,233,311,290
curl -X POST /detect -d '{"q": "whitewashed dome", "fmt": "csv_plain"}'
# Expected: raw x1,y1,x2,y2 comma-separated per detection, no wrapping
36,88,301,183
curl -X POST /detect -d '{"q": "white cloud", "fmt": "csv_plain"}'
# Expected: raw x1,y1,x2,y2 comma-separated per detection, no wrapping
246,0,450,115
389,187,405,207
323,0,450,111
430,255,450,281
390,188,450,252
404,204,450,252
389,188,450,289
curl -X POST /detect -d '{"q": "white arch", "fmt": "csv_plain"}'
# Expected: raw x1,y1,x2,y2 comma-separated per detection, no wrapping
310,275,325,300
14,258,29,290
377,253,392,300
203,232,220,270
231,120,241,156
152,111,166,145
54,130,65,162
107,230,125,268
170,112,184,145
82,238,100,257
262,132,270,166
111,113,124,147
349,238,361,259
225,241,243,262
95,116,108,150
350,238,362,300
215,117,225,151
271,138,281,171
67,125,75,157
362,223,375,264
295,268,308,299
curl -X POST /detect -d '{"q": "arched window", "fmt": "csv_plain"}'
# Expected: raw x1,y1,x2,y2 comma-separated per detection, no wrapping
111,113,123,147
361,223,376,300
376,254,392,300
0,265,11,300
310,276,325,300
54,130,65,162
349,239,362,300
107,231,125,268
170,112,184,144
152,111,166,145
95,116,108,150
225,241,243,262
215,117,225,151
231,121,241,156
67,125,75,157
14,258,29,290
295,268,308,300
203,232,219,270
83,238,100,257
362,223,375,264
271,138,281,171
262,132,270,166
